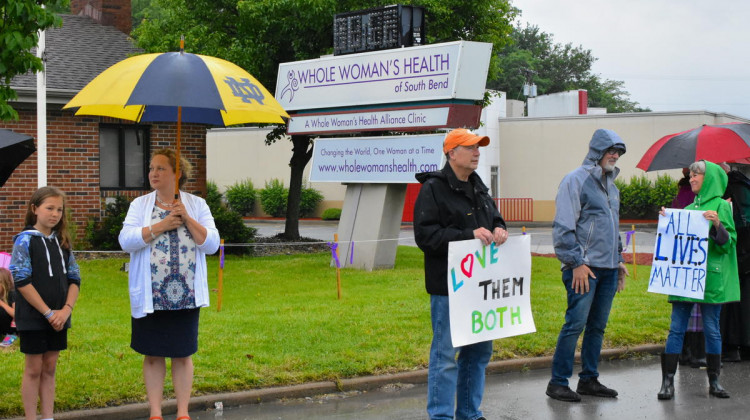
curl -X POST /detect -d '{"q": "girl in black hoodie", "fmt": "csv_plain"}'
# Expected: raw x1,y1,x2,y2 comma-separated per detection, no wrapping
10,186,81,420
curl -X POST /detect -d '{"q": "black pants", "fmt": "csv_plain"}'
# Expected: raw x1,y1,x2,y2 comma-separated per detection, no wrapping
0,308,15,335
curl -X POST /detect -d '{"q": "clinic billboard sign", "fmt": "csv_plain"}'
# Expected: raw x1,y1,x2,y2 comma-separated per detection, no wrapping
275,41,493,111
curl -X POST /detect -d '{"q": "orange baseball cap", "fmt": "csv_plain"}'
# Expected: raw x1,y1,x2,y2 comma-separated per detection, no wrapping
443,128,490,153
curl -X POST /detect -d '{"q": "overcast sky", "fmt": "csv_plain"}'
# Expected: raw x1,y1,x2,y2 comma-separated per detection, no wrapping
510,0,750,119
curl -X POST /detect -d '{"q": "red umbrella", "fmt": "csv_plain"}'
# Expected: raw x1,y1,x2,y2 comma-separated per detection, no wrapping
637,122,750,171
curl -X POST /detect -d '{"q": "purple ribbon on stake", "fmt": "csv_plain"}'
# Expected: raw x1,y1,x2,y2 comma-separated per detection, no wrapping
220,244,225,269
622,230,635,252
327,241,341,268
349,241,354,265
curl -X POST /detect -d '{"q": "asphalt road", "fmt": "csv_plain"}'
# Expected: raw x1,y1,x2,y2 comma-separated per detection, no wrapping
170,356,750,420
247,220,658,256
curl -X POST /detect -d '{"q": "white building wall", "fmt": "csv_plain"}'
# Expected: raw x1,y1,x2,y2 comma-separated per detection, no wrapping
476,90,505,197
527,90,582,117
206,127,347,216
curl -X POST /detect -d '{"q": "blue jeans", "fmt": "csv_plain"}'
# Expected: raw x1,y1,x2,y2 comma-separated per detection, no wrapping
427,295,493,420
665,302,722,354
550,267,618,387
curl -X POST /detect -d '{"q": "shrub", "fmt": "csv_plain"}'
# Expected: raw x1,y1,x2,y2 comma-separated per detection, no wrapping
206,180,255,255
260,179,288,217
321,208,342,220
212,207,256,255
85,196,131,250
206,180,223,210
650,174,679,211
299,184,324,217
617,174,677,220
225,179,256,216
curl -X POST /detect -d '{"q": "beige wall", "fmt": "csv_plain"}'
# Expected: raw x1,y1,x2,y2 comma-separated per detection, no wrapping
498,111,750,221
206,127,345,217
208,111,749,221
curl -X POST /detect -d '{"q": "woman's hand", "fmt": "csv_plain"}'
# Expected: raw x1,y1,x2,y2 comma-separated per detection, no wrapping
659,206,667,217
160,205,185,231
703,210,721,227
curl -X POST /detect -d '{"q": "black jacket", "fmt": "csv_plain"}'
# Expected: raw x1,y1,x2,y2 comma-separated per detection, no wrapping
413,164,506,295
11,227,79,331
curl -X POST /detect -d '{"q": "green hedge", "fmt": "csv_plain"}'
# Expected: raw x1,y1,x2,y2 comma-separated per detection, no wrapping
225,179,256,216
321,208,342,220
616,174,677,219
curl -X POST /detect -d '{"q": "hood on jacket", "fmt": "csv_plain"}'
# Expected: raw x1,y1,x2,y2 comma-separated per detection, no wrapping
13,226,67,277
583,129,626,166
728,169,750,188
697,160,728,204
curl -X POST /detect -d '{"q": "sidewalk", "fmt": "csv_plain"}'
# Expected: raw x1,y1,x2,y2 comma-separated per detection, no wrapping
34,345,664,420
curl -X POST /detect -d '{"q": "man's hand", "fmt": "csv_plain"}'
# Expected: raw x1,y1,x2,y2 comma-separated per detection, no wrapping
572,264,594,294
492,227,509,245
473,227,494,246
617,262,629,293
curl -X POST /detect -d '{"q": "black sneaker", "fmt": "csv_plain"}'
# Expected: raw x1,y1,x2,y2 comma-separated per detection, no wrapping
546,383,581,402
576,378,618,397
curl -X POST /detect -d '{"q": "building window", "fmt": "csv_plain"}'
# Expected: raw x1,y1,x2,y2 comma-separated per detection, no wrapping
99,124,150,189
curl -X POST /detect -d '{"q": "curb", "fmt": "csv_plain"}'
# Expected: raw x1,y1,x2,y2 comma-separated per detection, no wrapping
33,344,663,420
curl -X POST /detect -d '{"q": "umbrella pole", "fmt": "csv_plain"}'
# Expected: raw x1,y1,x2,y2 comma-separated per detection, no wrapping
175,106,182,200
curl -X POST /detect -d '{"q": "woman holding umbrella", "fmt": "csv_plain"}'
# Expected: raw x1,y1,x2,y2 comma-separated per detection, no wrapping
657,160,740,400
119,149,219,420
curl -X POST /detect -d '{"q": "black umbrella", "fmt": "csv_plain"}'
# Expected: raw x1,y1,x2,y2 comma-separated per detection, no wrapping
0,128,36,187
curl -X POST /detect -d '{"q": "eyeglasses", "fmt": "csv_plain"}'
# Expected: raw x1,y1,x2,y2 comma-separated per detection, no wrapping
605,147,624,156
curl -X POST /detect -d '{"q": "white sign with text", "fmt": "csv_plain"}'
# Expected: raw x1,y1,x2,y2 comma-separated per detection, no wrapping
447,235,535,347
288,107,450,134
647,209,709,299
309,134,444,183
275,41,492,111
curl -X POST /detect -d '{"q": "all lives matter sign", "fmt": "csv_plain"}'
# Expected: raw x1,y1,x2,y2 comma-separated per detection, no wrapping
647,209,709,299
447,235,535,347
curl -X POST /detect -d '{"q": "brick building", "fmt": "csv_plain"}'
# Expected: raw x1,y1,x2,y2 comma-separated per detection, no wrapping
1,1,208,251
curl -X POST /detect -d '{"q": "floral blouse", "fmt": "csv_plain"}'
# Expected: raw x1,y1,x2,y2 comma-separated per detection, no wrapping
149,206,197,310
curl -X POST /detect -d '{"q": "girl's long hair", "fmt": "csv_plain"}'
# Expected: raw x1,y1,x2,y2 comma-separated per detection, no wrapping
24,186,72,250
0,268,12,304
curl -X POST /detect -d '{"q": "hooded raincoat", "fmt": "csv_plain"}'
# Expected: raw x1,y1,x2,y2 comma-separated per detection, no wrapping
670,161,740,304
553,129,626,270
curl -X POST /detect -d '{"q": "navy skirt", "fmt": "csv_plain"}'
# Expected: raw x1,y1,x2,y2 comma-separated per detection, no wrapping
131,308,200,358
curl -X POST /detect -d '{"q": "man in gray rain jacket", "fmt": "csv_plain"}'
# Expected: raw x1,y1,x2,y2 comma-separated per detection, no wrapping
545,129,629,402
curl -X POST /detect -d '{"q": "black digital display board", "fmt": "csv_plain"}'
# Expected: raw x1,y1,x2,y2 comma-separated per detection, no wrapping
333,5,425,56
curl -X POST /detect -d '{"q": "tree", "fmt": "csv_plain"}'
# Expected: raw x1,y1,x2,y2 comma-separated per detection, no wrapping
0,0,66,121
488,23,649,113
133,0,517,239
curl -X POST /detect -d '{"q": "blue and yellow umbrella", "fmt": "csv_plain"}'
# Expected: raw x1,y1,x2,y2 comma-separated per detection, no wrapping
64,41,289,195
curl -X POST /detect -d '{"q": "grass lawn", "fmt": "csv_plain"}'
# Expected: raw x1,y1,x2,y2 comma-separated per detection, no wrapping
0,247,668,417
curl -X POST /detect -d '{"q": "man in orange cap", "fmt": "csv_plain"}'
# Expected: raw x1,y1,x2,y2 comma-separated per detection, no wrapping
414,128,508,420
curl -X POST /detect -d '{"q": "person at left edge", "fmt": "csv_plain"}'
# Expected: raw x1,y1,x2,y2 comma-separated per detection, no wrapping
119,149,219,420
414,128,508,420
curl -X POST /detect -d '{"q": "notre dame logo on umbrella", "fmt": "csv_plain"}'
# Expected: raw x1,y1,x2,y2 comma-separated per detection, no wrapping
224,76,266,105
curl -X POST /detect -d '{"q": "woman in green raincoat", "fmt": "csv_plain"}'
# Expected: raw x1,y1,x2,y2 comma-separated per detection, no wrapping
657,160,740,401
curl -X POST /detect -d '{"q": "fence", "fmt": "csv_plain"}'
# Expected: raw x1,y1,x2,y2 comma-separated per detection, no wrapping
495,198,533,222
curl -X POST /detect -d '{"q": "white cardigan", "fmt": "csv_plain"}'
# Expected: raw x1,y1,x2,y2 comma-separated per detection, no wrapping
119,191,220,318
